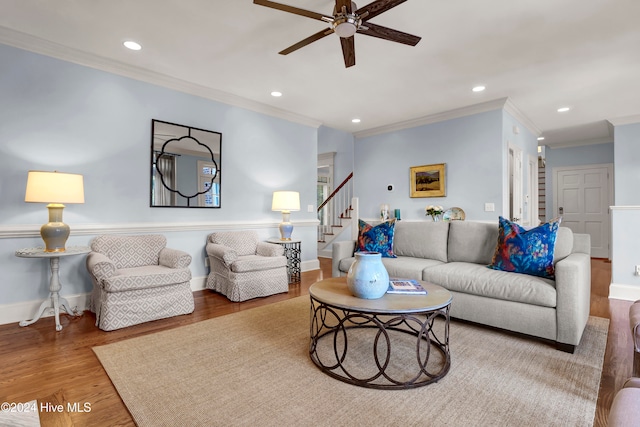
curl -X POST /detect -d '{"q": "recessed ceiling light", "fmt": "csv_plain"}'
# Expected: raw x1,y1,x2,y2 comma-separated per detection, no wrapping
557,107,571,113
352,118,361,123
123,40,142,51
472,85,486,92
537,136,545,141
271,91,282,97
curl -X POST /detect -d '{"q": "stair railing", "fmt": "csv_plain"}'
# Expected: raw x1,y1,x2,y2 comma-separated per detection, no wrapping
317,173,353,242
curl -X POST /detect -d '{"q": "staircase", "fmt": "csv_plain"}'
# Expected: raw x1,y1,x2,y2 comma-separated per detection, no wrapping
317,173,357,255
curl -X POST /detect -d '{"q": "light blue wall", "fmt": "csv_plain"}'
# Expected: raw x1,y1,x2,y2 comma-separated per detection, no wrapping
614,123,640,205
0,44,318,306
353,110,504,221
543,143,615,221
317,125,354,185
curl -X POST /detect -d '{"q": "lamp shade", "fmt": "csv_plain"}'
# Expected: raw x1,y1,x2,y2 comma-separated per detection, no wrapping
25,171,85,204
272,191,300,212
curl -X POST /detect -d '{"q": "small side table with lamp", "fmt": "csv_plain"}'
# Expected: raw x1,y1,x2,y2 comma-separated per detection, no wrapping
271,191,301,283
19,170,86,331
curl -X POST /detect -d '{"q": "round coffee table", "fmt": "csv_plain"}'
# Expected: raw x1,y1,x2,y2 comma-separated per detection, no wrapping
309,277,452,389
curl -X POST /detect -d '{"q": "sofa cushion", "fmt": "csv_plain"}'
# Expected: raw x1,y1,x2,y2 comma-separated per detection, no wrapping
338,256,445,281
103,266,192,292
488,217,560,279
423,262,557,308
448,221,498,264
392,221,449,262
231,254,287,273
209,231,259,256
91,235,166,269
356,219,397,258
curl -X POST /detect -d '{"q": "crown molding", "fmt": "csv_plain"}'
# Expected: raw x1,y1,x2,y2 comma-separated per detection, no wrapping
354,98,514,139
0,220,320,239
607,115,640,126
0,27,322,129
503,98,542,136
546,136,614,149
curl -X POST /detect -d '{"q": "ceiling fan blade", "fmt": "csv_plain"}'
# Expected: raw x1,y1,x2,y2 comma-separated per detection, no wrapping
356,0,407,20
254,0,329,22
358,22,421,46
340,36,356,68
335,0,353,14
279,29,333,55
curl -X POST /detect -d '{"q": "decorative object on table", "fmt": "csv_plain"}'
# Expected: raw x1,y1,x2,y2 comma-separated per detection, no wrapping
425,205,444,222
443,207,466,221
410,163,446,198
356,219,397,258
16,245,91,331
346,251,390,299
386,279,427,295
272,191,300,240
24,170,85,252
488,216,561,279
394,208,401,220
380,203,390,221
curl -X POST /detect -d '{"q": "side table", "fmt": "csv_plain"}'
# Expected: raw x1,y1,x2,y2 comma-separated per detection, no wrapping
267,238,301,283
15,246,91,331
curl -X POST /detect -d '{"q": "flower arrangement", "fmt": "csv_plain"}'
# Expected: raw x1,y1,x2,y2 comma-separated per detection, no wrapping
425,205,444,221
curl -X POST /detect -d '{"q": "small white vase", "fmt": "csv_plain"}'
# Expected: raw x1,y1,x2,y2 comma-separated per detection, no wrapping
346,251,390,299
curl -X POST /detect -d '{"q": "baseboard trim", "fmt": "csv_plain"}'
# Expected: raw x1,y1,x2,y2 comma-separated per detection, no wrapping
609,282,640,301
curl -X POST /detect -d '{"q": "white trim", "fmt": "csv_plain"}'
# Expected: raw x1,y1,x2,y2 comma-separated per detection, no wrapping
0,27,322,130
0,263,321,325
609,282,640,301
354,98,511,139
608,115,640,126
547,136,613,149
0,219,320,239
503,98,542,137
610,206,640,210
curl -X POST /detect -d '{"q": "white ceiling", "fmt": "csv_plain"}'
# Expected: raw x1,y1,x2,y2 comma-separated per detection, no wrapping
2,0,640,147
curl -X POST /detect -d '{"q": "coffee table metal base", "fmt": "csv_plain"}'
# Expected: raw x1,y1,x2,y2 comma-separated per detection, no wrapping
309,296,451,389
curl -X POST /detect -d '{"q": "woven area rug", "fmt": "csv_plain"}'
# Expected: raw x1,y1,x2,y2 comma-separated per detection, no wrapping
93,297,608,427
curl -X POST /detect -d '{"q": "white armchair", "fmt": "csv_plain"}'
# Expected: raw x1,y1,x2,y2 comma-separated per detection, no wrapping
206,231,288,302
86,234,194,331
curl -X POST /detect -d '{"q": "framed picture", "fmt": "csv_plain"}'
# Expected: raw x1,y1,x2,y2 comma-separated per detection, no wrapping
410,163,446,198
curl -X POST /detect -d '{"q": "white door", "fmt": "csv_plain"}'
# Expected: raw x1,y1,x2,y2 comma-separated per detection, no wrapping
554,164,613,258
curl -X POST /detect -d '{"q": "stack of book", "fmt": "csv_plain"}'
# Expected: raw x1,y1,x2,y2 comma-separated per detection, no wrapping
387,279,427,295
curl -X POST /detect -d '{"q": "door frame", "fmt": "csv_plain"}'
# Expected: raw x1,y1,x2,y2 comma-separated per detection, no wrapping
552,163,614,259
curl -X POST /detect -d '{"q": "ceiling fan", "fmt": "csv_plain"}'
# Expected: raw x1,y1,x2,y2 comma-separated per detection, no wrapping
254,0,421,68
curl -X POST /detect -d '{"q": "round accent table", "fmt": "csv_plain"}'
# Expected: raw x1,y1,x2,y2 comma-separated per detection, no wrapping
15,246,91,331
309,277,453,389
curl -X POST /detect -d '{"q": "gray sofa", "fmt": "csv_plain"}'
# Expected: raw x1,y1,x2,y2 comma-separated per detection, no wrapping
332,220,592,352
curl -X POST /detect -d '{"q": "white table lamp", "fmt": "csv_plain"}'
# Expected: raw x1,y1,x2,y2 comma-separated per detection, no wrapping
25,170,85,252
272,191,300,240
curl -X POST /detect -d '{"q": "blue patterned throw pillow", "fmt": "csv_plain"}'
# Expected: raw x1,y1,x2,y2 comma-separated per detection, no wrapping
488,216,560,279
356,219,397,258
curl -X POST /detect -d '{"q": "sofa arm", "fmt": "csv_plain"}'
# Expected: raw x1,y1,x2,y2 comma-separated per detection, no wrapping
256,241,284,257
554,252,591,347
206,242,238,267
86,252,117,282
332,240,357,277
572,233,591,255
159,247,192,269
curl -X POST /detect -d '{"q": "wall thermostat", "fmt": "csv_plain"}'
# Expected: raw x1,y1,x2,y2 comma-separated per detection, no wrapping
387,184,394,192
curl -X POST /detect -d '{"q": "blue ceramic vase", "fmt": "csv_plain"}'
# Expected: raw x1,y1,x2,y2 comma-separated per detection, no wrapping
346,251,390,299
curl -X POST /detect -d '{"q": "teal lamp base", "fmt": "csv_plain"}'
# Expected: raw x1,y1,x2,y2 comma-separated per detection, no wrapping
41,204,70,252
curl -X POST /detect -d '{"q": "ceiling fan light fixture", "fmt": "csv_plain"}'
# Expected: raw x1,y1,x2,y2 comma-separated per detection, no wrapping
334,20,358,38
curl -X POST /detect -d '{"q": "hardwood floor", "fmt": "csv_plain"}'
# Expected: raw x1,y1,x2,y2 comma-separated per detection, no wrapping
0,258,632,426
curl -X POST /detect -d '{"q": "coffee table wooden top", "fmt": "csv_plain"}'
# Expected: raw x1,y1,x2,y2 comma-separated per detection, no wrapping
309,277,452,314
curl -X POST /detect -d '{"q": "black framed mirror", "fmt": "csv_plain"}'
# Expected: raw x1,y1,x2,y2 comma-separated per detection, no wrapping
150,119,221,208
